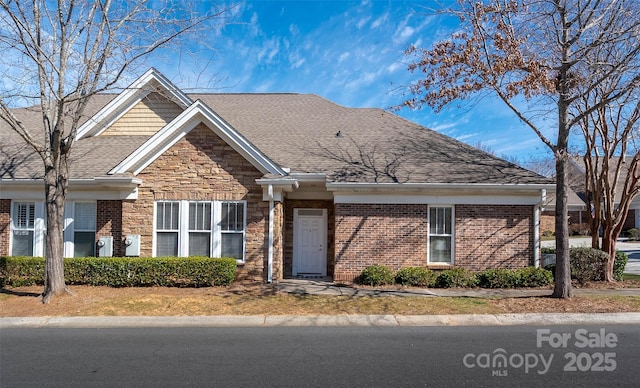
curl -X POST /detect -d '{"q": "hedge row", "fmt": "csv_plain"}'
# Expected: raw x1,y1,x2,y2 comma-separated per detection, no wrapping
542,247,627,282
0,256,237,287
358,265,553,288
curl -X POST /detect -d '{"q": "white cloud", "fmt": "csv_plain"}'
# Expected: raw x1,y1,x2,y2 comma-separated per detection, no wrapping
371,12,388,29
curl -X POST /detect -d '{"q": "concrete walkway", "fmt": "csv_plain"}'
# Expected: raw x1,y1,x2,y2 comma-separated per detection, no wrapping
276,279,640,298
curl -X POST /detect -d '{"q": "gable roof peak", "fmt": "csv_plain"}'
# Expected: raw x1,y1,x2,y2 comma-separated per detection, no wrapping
75,68,193,139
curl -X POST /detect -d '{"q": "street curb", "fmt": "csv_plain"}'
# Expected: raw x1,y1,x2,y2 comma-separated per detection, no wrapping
2,312,640,328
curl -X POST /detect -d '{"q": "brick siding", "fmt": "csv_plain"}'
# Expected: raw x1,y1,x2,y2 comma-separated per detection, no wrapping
0,199,10,256
120,124,273,281
334,203,429,282
455,205,533,270
333,203,534,282
96,200,123,256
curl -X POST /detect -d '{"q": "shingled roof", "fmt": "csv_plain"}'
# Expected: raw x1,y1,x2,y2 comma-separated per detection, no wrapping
1,91,552,186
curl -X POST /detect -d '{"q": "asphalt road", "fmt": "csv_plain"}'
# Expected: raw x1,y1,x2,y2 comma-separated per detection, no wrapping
1,325,638,387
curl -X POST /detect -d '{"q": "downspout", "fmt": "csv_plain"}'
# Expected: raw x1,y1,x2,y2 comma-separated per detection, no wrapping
267,184,274,283
534,189,547,268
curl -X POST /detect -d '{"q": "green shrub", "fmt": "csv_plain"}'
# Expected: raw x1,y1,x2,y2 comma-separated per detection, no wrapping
541,247,556,254
435,268,478,288
395,267,436,287
477,269,521,288
628,228,640,241
614,251,628,281
0,256,45,287
0,256,237,287
570,247,609,283
358,265,394,286
517,267,554,287
477,267,553,288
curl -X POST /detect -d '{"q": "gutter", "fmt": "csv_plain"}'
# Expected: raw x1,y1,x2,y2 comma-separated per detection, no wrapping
534,189,547,268
326,182,555,191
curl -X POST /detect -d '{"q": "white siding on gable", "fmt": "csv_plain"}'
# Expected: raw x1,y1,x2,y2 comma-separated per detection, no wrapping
101,92,183,136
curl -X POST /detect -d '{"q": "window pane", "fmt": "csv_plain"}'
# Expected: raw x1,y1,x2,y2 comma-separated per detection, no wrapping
430,207,452,235
189,232,211,256
157,232,178,256
157,202,179,230
14,202,35,228
74,203,96,231
74,231,96,257
221,202,244,231
221,233,243,259
430,236,452,263
12,230,34,256
189,202,211,231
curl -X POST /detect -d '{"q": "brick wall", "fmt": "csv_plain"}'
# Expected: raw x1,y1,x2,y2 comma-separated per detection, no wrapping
284,200,335,278
120,124,272,281
96,200,123,256
334,203,428,282
455,205,533,270
333,203,535,282
0,199,10,256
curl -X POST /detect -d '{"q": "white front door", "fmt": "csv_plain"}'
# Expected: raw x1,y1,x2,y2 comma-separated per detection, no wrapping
293,209,327,276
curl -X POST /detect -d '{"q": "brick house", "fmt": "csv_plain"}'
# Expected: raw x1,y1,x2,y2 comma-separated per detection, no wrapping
0,69,554,282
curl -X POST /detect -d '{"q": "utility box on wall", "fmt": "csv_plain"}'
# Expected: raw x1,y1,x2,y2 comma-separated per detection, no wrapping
97,236,113,257
125,234,140,256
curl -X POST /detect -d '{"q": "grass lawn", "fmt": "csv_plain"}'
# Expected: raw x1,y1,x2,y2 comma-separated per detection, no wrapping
2,284,640,317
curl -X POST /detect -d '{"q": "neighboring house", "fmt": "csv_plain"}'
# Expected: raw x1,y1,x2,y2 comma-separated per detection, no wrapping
0,69,554,282
541,156,640,236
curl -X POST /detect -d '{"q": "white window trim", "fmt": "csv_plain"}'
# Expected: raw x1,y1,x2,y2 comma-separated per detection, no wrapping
427,205,455,265
153,200,247,262
10,201,45,257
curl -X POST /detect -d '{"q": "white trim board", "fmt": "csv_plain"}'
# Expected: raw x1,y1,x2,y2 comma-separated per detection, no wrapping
333,193,544,205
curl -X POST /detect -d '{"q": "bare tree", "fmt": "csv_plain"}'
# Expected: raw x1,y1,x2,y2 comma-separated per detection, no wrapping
0,0,232,303
576,81,640,281
398,0,640,298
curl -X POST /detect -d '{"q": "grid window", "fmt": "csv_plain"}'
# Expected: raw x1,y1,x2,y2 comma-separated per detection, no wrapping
12,202,35,256
429,207,453,264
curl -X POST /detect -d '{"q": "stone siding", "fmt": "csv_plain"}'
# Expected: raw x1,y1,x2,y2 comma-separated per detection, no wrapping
120,124,271,281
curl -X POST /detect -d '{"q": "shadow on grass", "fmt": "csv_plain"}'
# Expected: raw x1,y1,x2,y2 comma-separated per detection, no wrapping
0,288,42,297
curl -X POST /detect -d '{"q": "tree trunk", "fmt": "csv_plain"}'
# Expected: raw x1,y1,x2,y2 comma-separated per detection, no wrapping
601,230,616,282
553,153,573,298
42,166,70,303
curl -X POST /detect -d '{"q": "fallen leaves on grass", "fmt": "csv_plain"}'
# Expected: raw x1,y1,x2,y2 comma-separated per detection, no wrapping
2,284,640,317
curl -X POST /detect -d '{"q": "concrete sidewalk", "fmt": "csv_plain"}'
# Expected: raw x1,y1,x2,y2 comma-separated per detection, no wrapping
2,312,640,329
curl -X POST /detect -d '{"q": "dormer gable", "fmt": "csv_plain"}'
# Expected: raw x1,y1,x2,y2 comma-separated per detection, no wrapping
76,68,192,139
109,99,287,177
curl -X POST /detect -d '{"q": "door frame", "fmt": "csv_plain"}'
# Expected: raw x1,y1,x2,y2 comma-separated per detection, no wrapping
292,208,328,276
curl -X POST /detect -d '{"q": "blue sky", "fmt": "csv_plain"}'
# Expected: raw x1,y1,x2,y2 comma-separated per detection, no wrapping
151,0,555,161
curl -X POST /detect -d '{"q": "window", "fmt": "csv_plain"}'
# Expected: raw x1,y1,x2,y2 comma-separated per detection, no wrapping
156,201,179,256
73,202,97,257
189,202,211,256
429,206,454,264
155,200,246,260
11,202,35,256
220,202,245,260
